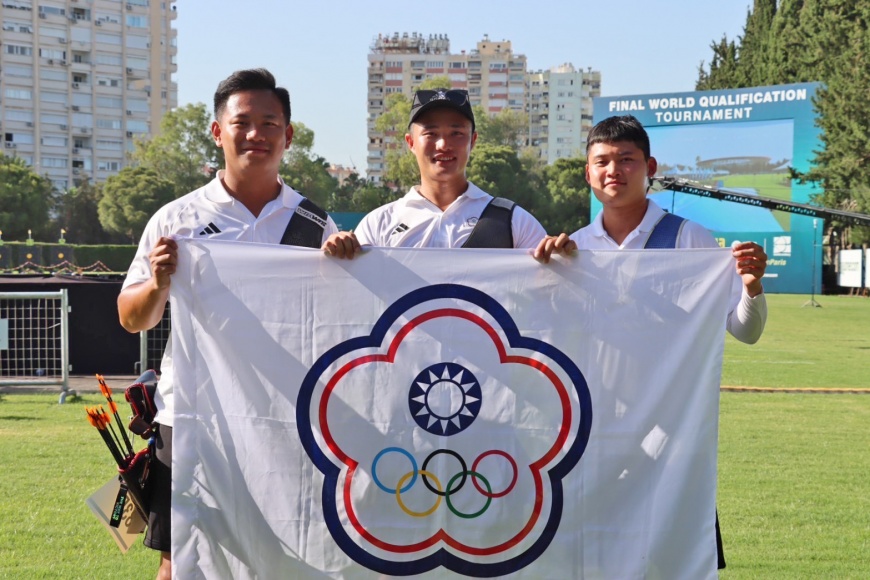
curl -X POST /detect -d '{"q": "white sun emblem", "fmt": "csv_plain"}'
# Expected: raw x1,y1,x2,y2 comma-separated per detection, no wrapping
408,362,482,436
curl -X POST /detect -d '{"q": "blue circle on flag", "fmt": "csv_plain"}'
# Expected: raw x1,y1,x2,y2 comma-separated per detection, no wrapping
409,362,482,436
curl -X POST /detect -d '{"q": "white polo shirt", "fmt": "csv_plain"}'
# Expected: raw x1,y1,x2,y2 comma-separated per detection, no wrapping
354,182,546,249
123,172,338,427
570,200,767,344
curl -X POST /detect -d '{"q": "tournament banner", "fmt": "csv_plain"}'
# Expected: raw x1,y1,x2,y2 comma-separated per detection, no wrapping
170,240,734,579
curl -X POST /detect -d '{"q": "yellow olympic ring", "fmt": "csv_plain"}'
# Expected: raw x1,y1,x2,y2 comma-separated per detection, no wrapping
395,469,442,517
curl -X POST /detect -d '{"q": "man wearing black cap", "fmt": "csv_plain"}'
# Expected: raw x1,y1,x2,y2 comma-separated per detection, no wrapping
322,88,548,255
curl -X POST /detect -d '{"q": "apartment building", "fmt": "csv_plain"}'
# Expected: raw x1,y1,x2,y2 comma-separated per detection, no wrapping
527,63,601,164
367,32,527,182
1,0,177,191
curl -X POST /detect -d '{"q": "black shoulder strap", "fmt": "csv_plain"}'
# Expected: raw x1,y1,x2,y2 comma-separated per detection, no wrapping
280,197,328,248
644,212,687,249
461,197,515,249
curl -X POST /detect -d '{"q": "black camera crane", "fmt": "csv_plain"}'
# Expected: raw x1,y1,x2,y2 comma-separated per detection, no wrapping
650,176,870,227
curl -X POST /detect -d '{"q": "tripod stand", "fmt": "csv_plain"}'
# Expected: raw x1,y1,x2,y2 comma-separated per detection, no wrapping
803,219,822,308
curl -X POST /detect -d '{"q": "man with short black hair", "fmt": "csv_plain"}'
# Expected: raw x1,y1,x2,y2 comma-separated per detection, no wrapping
539,114,768,569
322,88,548,256
118,68,337,580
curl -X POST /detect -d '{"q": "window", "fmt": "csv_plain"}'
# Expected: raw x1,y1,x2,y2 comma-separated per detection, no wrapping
41,113,67,125
96,139,123,150
40,91,67,104
5,110,34,122
95,32,122,45
40,69,68,81
94,12,121,24
5,64,32,77
6,132,34,144
5,44,33,56
38,26,65,39
98,160,121,171
39,47,66,59
5,88,33,100
96,76,122,87
70,26,91,42
97,96,123,109
97,118,122,129
126,34,148,49
94,52,122,66
71,93,90,107
38,5,66,17
126,56,148,70
450,62,465,69
71,112,93,127
127,98,148,112
126,120,148,133
125,15,148,28
42,157,69,168
41,135,67,147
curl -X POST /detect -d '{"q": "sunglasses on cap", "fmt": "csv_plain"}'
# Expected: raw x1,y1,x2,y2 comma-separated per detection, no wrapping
413,89,470,107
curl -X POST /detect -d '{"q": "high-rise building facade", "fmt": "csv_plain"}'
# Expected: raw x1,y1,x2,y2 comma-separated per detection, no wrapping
367,33,527,183
1,0,177,191
527,63,601,164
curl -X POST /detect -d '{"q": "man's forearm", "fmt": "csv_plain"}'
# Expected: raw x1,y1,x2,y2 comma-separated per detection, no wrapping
118,280,170,332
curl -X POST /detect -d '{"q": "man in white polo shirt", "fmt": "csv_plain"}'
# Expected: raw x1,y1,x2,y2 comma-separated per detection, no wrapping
322,88,547,256
118,68,337,580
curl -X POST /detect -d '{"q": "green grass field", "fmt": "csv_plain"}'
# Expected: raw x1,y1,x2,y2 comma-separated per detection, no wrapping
0,294,867,578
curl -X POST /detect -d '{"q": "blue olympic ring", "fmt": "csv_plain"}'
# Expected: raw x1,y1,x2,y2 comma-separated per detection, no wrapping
371,447,418,494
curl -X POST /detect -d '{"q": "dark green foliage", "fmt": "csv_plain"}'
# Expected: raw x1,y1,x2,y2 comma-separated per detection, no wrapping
129,102,222,198
0,155,56,241
98,166,177,242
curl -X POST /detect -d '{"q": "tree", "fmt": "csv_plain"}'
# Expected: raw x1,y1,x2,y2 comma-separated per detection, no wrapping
98,166,177,242
767,0,807,84
467,143,543,216
540,157,591,235
0,154,56,241
130,103,222,198
52,179,122,244
696,35,741,90
738,0,777,85
279,121,339,208
798,1,870,243
329,172,398,214
474,105,529,150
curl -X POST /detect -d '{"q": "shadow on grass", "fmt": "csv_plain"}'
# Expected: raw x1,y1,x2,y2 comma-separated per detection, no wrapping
0,415,43,421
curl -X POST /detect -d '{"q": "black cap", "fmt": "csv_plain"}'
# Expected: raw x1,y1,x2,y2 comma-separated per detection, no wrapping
408,89,475,131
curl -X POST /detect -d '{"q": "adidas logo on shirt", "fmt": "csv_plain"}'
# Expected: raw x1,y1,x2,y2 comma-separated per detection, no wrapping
391,223,409,236
198,222,222,236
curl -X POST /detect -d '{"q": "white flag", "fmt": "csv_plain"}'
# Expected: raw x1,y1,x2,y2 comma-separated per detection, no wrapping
170,240,733,579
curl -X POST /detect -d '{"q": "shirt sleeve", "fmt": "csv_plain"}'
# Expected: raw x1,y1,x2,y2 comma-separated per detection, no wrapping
353,210,381,246
726,289,767,344
510,206,548,249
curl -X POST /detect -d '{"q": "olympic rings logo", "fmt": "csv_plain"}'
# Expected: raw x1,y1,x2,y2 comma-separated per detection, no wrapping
371,447,518,519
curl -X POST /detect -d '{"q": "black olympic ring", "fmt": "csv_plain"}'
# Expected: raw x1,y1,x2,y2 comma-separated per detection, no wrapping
421,449,468,497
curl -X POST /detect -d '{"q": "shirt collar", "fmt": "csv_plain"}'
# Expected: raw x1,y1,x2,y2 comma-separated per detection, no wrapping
588,199,665,240
404,180,486,206
204,170,292,206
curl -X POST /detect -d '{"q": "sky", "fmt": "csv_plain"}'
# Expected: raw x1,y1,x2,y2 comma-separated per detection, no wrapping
175,0,751,175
